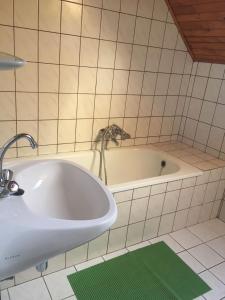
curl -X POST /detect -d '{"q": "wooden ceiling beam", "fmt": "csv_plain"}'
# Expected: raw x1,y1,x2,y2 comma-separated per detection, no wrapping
166,0,225,64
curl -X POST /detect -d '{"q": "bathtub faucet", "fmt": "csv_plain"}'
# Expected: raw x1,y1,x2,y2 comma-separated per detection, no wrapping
95,124,131,184
96,124,131,149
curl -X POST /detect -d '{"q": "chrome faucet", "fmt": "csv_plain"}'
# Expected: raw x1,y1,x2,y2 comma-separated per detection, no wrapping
95,124,130,184
96,124,130,147
0,133,38,198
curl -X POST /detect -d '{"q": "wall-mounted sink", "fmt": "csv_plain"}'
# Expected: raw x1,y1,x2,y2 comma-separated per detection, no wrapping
0,159,117,280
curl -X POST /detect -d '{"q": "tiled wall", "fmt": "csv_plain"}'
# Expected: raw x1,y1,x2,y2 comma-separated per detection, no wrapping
1,0,225,162
0,0,191,158
180,62,225,160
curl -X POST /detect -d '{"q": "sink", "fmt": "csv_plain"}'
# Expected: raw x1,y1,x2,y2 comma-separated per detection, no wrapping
0,159,117,280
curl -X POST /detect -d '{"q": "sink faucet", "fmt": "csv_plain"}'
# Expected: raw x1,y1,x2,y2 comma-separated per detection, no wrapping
0,133,38,198
95,124,130,184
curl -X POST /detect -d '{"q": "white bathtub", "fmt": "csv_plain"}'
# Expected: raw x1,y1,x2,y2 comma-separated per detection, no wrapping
6,146,202,193
60,146,202,192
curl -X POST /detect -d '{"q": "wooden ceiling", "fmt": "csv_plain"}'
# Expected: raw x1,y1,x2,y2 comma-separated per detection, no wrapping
166,0,225,64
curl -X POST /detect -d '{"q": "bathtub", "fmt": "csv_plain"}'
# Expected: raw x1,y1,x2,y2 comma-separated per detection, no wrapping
6,146,202,193
60,146,202,192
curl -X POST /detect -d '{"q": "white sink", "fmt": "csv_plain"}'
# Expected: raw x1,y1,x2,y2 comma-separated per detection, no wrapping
0,159,117,280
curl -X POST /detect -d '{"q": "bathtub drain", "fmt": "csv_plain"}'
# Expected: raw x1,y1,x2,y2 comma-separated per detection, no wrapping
159,160,166,176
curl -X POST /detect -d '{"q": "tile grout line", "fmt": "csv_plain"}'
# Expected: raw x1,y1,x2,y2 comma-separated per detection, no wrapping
89,1,103,148
12,0,18,159
107,0,122,134
133,0,155,143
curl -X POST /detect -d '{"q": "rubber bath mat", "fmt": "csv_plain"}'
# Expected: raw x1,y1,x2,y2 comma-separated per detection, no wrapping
68,241,210,300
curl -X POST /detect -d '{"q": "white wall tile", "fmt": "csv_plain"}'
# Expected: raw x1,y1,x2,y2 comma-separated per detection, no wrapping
126,221,145,246
153,0,168,21
163,23,178,49
134,17,151,45
192,76,208,99
173,209,188,231
112,201,131,228
163,190,180,214
121,0,138,15
88,232,108,259
149,20,165,47
112,70,129,94
98,40,116,68
177,187,193,210
96,68,114,94
147,193,165,218
130,197,148,223
146,47,161,72
131,45,147,71
101,10,119,41
158,213,175,235
39,0,60,32
108,227,127,252
15,0,38,29
66,244,88,267
204,78,222,102
197,63,211,77
159,49,174,73
143,217,160,240
128,71,144,94
82,6,101,38
155,74,170,95
118,14,135,43
61,2,82,35
208,126,224,150
142,72,157,95
137,0,154,18
80,37,99,67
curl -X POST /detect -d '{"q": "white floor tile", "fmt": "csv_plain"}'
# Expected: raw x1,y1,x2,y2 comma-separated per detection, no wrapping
5,218,225,299
170,228,202,249
75,257,103,271
189,219,225,242
127,241,150,252
199,270,225,300
0,290,10,300
211,262,225,285
9,278,51,300
103,249,128,261
44,267,75,300
207,237,225,259
188,244,224,268
178,251,205,274
150,234,184,253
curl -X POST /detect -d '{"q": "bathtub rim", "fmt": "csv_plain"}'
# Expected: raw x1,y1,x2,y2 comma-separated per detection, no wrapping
4,145,203,193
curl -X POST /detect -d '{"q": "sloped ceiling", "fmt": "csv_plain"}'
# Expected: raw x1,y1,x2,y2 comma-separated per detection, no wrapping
166,0,225,64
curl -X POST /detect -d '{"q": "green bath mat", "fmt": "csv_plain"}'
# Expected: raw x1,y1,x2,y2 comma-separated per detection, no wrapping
68,242,210,300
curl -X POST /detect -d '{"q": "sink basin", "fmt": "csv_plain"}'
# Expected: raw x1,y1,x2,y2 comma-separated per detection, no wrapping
0,159,117,280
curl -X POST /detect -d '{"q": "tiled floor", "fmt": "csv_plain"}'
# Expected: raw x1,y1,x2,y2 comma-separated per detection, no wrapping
3,218,225,300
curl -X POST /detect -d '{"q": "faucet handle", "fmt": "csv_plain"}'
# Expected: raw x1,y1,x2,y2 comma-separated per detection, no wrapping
7,181,19,193
111,137,119,146
2,169,13,182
